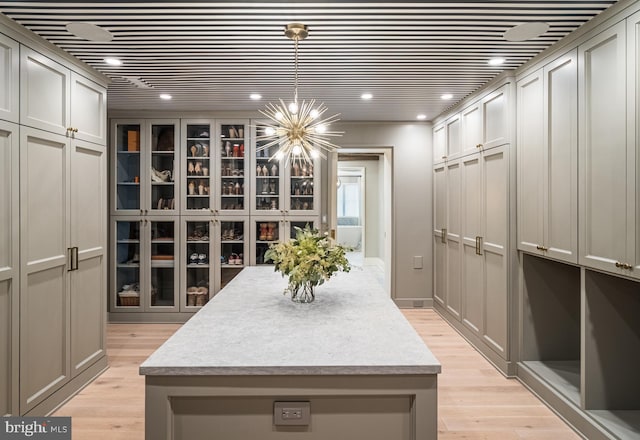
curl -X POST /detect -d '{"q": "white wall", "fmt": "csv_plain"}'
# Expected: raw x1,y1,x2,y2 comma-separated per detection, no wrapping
326,122,433,306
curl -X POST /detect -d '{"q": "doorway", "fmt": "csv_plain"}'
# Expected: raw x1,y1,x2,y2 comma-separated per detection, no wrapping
331,149,393,294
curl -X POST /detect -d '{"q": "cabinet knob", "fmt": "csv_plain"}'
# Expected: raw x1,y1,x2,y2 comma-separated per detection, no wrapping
441,155,447,160
66,127,73,132
476,143,483,149
623,263,633,270
73,128,78,133
536,245,548,251
615,261,623,268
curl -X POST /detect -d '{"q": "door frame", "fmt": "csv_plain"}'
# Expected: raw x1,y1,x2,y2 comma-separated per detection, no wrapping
329,147,393,296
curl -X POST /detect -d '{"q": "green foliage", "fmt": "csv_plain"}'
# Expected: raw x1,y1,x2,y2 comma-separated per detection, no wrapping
264,226,351,292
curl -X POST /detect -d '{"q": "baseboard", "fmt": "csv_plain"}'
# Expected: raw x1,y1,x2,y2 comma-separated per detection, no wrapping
24,355,109,416
394,297,433,308
433,303,515,377
109,311,195,323
364,257,384,271
516,363,610,440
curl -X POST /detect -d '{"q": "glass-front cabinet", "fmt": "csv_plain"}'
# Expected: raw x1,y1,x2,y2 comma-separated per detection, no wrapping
216,217,249,291
217,121,248,215
113,121,143,213
287,218,317,239
148,120,179,215
112,119,179,215
182,120,214,215
251,218,283,265
111,217,179,313
181,218,214,310
251,122,319,216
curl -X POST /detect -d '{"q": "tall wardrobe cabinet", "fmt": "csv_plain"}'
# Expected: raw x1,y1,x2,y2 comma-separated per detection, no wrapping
432,78,514,373
517,50,578,264
1,15,108,416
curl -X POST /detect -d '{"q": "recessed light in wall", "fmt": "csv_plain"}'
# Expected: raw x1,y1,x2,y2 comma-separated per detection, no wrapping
250,93,262,100
66,22,113,42
441,93,453,100
159,94,172,100
361,93,373,100
504,22,549,42
416,114,427,120
488,57,505,66
104,57,122,66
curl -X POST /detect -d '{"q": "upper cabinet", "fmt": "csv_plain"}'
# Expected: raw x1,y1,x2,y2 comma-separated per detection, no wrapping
251,123,319,216
70,72,107,145
20,46,70,136
433,81,512,164
578,20,637,279
517,49,578,264
0,34,19,124
20,45,106,145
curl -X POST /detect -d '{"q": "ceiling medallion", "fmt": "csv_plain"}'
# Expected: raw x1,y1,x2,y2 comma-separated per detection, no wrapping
257,23,341,165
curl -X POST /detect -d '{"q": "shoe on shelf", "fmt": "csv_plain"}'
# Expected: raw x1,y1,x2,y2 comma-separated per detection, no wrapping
198,253,207,264
189,253,199,265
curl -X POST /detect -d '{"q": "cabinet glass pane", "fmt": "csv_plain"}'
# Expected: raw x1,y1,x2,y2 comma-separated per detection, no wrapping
290,221,315,239
115,221,141,307
186,124,211,211
255,125,280,211
115,124,141,210
255,221,279,265
150,124,176,212
186,221,210,307
220,124,245,210
150,221,175,307
220,220,245,289
290,162,314,211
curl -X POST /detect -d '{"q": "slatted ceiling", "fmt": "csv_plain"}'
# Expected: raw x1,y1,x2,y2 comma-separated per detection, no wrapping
0,1,616,120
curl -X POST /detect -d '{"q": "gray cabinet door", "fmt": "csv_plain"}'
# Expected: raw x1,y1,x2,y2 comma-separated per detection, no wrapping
70,72,106,145
578,22,629,275
19,46,70,136
70,139,106,376
0,120,18,415
19,127,71,413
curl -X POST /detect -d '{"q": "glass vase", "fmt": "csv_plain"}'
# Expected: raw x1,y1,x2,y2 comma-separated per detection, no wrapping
290,281,315,303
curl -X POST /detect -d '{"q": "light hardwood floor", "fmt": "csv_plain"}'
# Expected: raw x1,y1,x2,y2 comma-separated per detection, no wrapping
54,310,580,439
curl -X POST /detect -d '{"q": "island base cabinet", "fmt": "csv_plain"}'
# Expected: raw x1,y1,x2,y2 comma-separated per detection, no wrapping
145,375,437,440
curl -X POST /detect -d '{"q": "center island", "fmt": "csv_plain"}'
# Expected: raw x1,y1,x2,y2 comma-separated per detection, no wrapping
140,266,441,440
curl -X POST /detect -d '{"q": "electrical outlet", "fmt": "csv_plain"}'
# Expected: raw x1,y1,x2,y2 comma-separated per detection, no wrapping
413,256,423,269
274,401,310,426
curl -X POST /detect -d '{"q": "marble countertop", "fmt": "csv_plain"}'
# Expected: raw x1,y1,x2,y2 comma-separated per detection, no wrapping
140,266,441,376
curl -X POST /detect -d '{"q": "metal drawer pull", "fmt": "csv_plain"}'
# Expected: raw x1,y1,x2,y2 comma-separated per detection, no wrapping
441,228,447,244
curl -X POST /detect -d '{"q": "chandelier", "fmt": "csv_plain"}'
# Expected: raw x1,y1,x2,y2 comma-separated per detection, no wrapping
257,23,341,165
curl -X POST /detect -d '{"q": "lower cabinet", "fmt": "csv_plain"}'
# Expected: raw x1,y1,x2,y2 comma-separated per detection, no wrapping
434,145,511,372
0,120,18,416
19,126,106,415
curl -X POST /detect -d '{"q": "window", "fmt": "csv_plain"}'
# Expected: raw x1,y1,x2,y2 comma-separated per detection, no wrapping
337,175,362,226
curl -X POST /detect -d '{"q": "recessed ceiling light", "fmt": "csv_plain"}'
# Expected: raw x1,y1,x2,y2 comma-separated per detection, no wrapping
66,22,113,42
159,94,172,100
441,94,453,100
488,57,505,66
416,114,427,120
504,22,549,42
361,93,373,100
104,57,122,66
250,93,262,100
